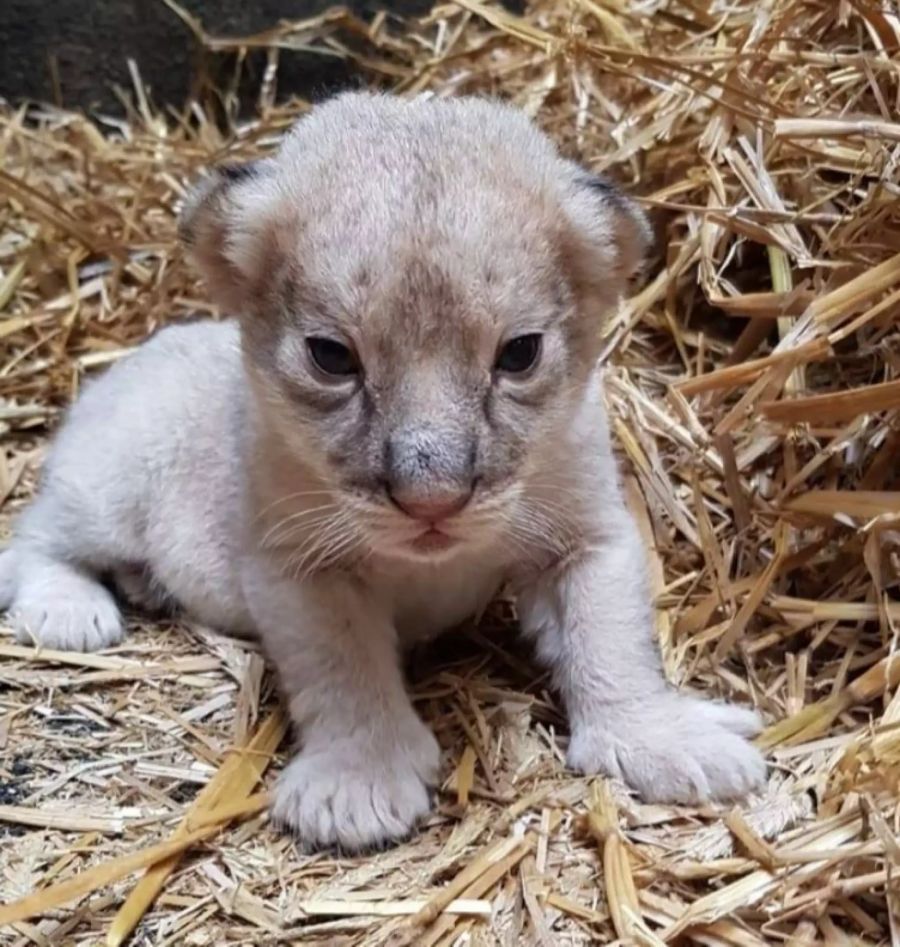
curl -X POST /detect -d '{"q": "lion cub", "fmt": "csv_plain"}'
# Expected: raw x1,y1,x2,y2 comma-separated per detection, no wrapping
0,93,765,849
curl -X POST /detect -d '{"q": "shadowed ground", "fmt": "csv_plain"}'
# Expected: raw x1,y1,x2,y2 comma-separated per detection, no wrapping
0,0,433,112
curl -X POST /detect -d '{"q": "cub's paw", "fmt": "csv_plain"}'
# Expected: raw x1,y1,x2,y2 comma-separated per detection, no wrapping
568,693,766,804
11,584,123,652
273,722,441,851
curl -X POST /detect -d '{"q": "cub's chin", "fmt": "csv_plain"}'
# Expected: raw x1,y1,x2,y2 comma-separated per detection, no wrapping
373,522,494,566
378,530,466,565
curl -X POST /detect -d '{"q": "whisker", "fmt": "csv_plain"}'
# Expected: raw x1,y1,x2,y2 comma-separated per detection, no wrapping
260,503,341,549
266,515,344,554
304,527,366,576
287,510,358,579
279,510,347,578
508,501,578,559
297,522,365,578
500,523,545,567
506,521,556,562
254,489,337,523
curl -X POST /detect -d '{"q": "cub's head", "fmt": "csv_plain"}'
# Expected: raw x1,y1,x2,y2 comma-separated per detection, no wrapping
181,92,649,564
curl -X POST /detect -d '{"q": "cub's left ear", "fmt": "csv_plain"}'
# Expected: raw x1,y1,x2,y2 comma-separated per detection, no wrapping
579,174,653,283
178,159,277,312
563,170,654,295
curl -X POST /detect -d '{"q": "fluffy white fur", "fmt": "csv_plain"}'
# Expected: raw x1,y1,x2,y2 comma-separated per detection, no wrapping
0,93,765,850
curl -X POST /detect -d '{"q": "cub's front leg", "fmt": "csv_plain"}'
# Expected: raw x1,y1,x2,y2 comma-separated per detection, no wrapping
242,559,440,850
518,522,766,803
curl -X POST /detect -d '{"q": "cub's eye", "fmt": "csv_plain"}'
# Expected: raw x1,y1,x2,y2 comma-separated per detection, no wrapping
495,334,542,374
307,337,359,377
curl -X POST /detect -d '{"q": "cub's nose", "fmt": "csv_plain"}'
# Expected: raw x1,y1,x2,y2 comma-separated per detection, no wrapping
389,487,472,522
385,425,476,522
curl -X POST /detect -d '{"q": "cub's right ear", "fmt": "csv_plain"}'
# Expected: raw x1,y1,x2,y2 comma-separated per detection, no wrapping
179,160,276,312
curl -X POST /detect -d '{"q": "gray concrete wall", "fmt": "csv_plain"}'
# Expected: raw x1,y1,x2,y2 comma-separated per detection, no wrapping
0,0,432,113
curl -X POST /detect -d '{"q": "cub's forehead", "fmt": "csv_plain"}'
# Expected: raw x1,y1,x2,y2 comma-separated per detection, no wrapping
282,234,567,356
265,93,566,245
275,164,559,248
258,98,571,337
276,92,561,181
183,91,649,348
283,191,567,335
293,189,565,304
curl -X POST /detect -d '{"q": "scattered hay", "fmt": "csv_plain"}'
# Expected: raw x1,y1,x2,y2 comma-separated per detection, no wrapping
1,0,899,943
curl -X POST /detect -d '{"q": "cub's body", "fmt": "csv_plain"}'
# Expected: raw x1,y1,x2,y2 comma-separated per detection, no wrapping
1,93,765,850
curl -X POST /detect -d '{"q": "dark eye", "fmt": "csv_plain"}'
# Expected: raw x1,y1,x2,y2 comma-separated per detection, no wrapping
307,337,359,377
495,334,542,374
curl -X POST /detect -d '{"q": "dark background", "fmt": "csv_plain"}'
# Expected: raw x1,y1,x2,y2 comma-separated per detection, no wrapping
0,0,436,113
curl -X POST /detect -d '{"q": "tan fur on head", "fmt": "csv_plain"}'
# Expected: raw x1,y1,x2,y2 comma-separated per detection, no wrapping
182,93,650,321
180,92,651,563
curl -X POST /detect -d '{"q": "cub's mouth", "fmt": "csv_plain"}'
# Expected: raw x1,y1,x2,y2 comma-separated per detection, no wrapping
408,527,459,555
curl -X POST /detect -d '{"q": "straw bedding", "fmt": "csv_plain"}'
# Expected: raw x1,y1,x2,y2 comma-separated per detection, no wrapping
1,0,899,943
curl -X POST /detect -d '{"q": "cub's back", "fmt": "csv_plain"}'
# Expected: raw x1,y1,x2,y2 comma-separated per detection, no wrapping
25,319,247,565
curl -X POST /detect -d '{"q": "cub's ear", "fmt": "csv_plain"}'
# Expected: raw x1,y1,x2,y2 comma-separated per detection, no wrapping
179,160,276,312
561,168,654,302
578,174,653,285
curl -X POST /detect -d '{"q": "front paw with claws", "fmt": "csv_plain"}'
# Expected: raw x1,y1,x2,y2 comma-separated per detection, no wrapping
568,693,766,804
273,719,441,851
